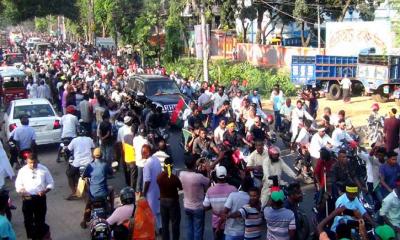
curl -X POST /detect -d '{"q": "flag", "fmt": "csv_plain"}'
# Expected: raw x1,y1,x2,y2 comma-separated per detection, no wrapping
170,97,186,126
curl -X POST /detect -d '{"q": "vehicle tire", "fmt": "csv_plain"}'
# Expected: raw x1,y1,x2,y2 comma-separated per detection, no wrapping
327,84,342,100
352,82,364,96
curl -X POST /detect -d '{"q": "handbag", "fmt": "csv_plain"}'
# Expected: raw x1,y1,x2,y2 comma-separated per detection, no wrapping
76,177,87,198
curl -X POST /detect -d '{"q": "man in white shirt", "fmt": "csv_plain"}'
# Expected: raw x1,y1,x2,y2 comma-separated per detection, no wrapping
15,155,54,239
231,90,243,122
340,75,352,102
66,128,95,200
197,88,212,117
211,86,228,129
182,101,195,128
133,126,149,193
60,106,79,139
309,127,333,160
331,119,354,153
213,118,226,145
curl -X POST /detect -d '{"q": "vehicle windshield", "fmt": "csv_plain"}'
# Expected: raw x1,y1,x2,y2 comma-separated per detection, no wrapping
13,104,55,119
5,54,24,65
146,81,181,96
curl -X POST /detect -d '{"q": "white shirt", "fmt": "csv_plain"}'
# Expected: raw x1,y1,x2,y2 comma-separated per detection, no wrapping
380,190,400,228
231,97,243,115
133,135,149,167
15,164,54,195
214,126,226,145
340,77,352,89
211,93,228,114
182,108,192,128
61,114,79,138
295,128,311,145
331,128,353,152
309,133,332,159
198,92,212,114
68,136,95,167
359,152,382,183
117,125,132,143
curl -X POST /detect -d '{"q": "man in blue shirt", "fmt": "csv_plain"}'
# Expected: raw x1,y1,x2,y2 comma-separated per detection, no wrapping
331,183,375,232
80,148,113,229
11,115,36,152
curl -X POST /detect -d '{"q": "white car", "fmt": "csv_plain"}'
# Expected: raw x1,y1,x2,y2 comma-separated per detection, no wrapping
4,98,62,145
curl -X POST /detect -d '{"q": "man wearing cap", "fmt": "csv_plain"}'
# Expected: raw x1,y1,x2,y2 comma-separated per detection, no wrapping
133,125,149,193
330,183,375,232
203,166,237,240
380,176,400,235
118,116,134,185
264,190,296,240
80,148,113,228
375,224,397,240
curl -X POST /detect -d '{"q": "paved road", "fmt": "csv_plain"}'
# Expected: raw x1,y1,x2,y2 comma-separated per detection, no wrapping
6,130,315,240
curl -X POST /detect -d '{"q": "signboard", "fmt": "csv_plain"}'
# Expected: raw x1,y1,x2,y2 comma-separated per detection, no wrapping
95,37,116,49
326,21,392,56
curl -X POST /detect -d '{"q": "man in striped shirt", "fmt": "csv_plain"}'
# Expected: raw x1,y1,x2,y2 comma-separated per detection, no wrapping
264,190,296,240
203,166,237,240
228,188,263,240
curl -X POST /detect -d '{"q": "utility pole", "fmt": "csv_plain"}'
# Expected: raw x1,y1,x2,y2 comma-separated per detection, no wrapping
317,1,321,50
200,0,209,82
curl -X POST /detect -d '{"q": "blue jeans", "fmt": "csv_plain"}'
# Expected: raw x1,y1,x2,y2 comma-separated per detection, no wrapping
185,208,205,240
225,235,244,240
274,110,281,131
100,144,113,165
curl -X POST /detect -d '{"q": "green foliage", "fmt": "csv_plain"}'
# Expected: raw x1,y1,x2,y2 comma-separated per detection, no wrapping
390,0,400,47
218,0,238,29
164,0,185,62
165,59,296,97
34,17,49,33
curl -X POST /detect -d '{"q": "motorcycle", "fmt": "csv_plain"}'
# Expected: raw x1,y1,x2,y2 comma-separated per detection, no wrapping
294,146,315,185
7,139,32,167
366,116,384,147
57,137,73,163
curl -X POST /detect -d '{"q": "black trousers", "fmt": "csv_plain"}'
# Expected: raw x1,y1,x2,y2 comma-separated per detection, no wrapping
22,195,47,239
160,198,181,240
127,163,138,189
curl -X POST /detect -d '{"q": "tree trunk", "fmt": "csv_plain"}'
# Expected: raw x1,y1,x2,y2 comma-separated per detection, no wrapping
242,21,247,43
302,24,312,47
338,0,352,22
255,6,265,44
102,23,106,37
300,21,306,47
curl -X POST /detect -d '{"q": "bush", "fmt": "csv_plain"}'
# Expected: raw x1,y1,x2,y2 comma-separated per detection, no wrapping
164,58,296,97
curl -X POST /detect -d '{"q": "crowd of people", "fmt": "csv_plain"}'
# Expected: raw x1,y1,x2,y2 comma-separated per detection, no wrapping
0,34,397,240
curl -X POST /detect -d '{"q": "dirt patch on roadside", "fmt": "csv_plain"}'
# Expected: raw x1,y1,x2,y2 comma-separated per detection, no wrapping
262,96,399,128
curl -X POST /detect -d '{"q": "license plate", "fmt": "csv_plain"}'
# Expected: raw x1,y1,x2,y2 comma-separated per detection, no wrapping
384,86,389,94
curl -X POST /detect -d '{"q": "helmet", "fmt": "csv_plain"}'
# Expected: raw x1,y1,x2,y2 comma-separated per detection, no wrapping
268,145,280,162
266,114,274,124
371,103,379,111
77,126,88,137
66,105,75,114
90,218,111,240
120,187,135,205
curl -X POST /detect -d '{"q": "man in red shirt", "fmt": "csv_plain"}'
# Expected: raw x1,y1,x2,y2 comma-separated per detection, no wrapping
314,147,336,190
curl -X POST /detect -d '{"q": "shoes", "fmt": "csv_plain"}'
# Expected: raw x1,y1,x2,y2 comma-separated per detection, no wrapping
65,195,79,201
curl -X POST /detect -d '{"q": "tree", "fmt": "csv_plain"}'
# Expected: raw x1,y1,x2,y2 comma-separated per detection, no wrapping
293,0,314,47
94,0,117,37
389,0,400,47
164,0,185,62
238,3,257,43
217,0,238,29
35,17,49,33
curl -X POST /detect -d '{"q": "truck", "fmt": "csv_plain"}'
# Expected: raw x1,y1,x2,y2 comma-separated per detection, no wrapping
291,55,358,100
291,54,400,103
